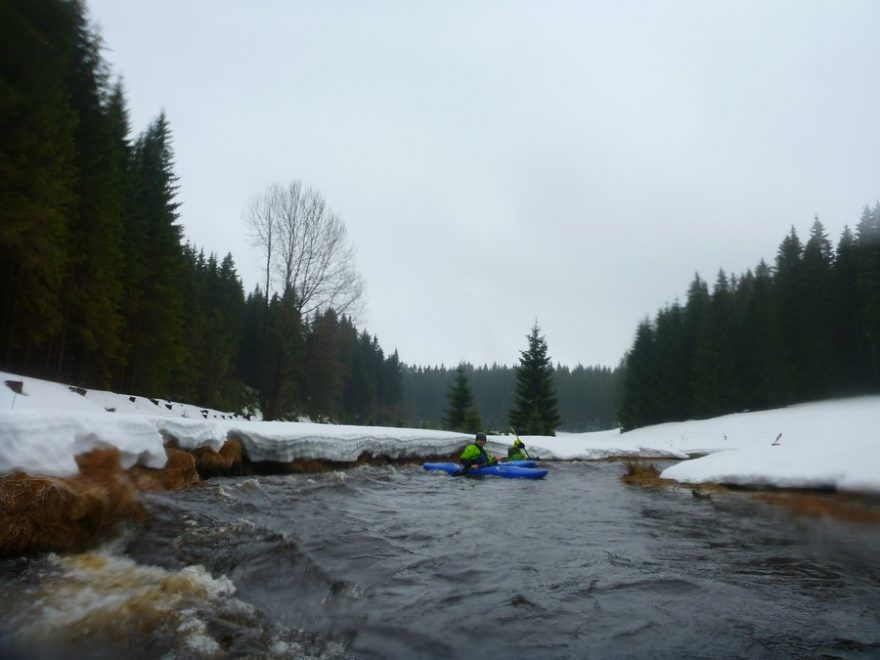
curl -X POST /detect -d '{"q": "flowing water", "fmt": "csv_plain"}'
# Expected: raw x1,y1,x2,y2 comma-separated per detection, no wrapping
1,461,879,659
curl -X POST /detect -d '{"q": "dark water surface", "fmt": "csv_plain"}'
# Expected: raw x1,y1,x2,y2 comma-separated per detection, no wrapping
2,461,879,659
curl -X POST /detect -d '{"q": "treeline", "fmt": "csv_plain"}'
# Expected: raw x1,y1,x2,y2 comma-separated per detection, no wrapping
2,0,187,396
401,362,620,432
0,0,402,424
238,302,403,424
22,1,874,436
619,212,880,431
2,0,613,431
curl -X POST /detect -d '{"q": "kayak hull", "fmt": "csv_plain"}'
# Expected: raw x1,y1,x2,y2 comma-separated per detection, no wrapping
422,462,547,479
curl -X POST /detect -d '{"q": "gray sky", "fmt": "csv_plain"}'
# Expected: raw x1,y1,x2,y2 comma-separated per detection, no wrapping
87,0,880,369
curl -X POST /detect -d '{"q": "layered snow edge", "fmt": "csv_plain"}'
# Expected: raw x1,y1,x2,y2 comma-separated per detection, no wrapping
2,371,879,495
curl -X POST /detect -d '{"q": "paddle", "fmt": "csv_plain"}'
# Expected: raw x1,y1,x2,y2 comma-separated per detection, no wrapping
509,427,537,460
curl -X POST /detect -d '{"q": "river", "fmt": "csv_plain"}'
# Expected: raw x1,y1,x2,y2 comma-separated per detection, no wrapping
1,461,879,659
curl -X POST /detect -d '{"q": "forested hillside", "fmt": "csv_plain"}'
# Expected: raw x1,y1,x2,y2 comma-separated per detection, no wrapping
0,0,399,423
1,0,611,431
619,214,880,430
7,1,874,435
401,363,620,432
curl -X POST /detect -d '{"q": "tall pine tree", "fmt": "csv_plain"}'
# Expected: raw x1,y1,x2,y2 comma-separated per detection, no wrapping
832,226,862,392
57,16,127,388
800,217,835,399
855,203,880,388
119,113,184,397
509,323,560,435
619,319,658,430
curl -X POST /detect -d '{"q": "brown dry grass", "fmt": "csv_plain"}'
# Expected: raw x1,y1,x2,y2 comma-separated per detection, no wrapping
129,447,201,491
752,490,880,525
620,461,678,487
621,460,880,526
190,438,243,477
0,448,145,557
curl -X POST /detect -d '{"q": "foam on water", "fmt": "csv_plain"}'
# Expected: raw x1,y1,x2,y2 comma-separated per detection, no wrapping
5,551,244,654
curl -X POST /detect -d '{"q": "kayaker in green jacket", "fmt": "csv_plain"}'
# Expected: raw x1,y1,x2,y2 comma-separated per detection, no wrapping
459,432,499,473
507,438,530,461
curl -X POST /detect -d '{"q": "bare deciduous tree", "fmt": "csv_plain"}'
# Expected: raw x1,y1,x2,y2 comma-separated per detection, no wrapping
243,180,365,420
244,180,364,320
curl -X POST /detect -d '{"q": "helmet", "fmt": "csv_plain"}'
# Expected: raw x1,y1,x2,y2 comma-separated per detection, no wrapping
514,439,524,448
475,432,487,441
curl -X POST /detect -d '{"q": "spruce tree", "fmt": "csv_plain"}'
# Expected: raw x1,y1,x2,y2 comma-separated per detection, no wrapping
691,270,740,418
299,309,347,421
508,323,560,435
59,19,127,388
261,289,304,420
855,203,880,388
652,302,689,421
444,364,483,433
120,113,184,398
377,349,402,426
774,227,806,400
800,217,835,398
237,287,268,394
740,260,792,409
343,330,380,425
0,0,78,374
832,227,862,392
619,319,658,430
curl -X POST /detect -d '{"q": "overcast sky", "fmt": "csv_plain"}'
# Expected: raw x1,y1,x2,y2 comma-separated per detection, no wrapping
86,0,880,369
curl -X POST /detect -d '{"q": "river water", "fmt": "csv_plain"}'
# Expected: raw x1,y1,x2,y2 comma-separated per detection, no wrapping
1,461,879,659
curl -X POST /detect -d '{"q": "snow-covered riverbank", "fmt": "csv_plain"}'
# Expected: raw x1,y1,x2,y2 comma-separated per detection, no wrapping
2,371,879,494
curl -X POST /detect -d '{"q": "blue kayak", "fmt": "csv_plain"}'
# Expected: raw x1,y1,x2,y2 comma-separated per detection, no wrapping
422,462,548,479
503,460,537,468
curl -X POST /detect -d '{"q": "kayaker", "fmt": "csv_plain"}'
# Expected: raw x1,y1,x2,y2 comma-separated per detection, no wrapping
507,438,531,461
459,432,499,473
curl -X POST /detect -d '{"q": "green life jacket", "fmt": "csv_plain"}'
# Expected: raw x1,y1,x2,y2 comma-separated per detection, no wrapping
460,443,493,466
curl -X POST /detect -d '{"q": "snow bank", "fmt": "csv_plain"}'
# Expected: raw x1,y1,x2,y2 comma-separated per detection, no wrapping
3,371,880,494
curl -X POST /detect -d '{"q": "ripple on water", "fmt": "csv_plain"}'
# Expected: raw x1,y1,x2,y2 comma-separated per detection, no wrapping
3,462,879,659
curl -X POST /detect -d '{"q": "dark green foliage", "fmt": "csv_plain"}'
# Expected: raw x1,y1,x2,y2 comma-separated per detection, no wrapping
400,362,619,432
259,289,303,420
289,311,402,425
0,0,403,426
620,209,880,430
174,249,247,410
774,227,806,399
58,21,127,389
341,330,402,426
739,261,792,409
13,0,876,435
799,218,835,399
618,320,659,431
552,363,619,432
380,350,403,425
400,365,458,429
118,113,184,398
832,227,862,392
508,323,561,436
0,0,78,372
237,287,268,393
855,204,880,386
298,308,348,421
690,270,741,417
343,331,379,425
443,364,483,433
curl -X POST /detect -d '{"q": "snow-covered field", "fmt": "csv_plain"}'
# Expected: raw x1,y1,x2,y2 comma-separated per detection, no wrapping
2,371,878,494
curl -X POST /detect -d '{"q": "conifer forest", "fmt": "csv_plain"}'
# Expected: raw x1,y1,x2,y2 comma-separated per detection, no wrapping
2,0,878,433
